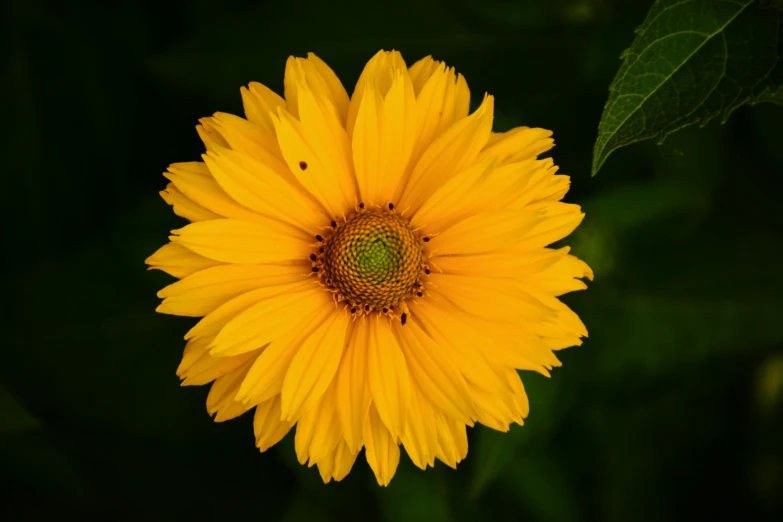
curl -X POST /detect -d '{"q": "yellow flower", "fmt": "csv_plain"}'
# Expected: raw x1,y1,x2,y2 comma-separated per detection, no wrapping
146,50,592,486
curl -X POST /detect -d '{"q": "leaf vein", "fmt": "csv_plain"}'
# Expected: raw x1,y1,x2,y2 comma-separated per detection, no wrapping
595,0,755,170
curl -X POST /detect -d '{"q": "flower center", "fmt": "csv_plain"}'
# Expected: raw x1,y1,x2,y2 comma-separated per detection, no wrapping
313,207,426,316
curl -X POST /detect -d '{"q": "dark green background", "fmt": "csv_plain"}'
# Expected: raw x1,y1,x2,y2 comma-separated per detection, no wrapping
3,0,782,520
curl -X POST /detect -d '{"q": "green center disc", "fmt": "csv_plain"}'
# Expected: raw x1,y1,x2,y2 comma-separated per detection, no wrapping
323,209,423,309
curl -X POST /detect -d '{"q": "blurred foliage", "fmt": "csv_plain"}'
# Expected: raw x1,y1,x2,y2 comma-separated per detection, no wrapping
593,0,783,175
2,0,782,521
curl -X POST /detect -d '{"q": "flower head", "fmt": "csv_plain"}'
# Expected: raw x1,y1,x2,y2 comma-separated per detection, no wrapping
147,50,592,485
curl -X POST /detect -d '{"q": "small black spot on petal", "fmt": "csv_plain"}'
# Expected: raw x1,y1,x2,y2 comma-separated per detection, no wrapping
316,235,323,242
423,237,430,242
382,307,388,313
401,313,407,325
388,203,394,210
365,305,370,311
351,307,357,314
311,267,320,273
331,221,337,228
299,161,308,170
319,247,325,253
359,202,365,209
424,268,431,275
417,292,423,297
309,253,317,261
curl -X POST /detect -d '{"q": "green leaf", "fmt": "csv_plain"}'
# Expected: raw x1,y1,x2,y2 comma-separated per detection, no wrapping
592,0,783,175
755,82,783,104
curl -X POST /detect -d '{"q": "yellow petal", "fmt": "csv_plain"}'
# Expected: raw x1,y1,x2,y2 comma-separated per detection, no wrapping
536,319,586,351
177,337,209,378
306,53,351,124
430,247,570,278
504,161,566,210
398,95,493,215
434,411,468,469
393,320,476,425
206,358,255,422
478,126,554,166
407,56,441,95
363,404,400,486
510,202,585,252
156,263,310,317
280,310,351,422
427,273,554,324
407,62,470,168
335,317,371,452
317,439,358,483
294,405,317,464
429,274,560,366
367,317,410,439
478,323,560,375
346,50,408,137
196,117,229,152
409,299,504,394
430,204,560,256
169,218,311,264
209,112,286,166
316,452,334,483
529,174,571,204
413,286,558,374
297,83,357,207
470,381,520,432
352,70,417,206
283,57,304,119
507,369,530,421
204,145,325,232
399,383,437,470
185,283,307,341
284,55,349,123
412,157,558,234
209,282,326,356
526,287,589,341
427,209,538,256
294,383,341,465
273,99,357,218
409,156,496,232
518,253,593,296
177,336,261,386
181,352,260,387
351,84,382,206
484,131,506,147
236,299,335,404
160,183,220,222
253,396,294,452
145,242,222,279
241,81,286,134
165,162,282,225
